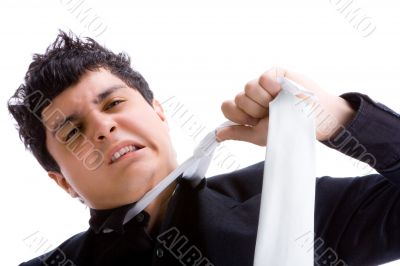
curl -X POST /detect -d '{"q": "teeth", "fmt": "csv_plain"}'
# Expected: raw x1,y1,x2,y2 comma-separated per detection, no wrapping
111,145,138,162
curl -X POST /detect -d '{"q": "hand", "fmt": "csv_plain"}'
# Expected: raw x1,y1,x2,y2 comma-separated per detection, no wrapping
216,67,356,146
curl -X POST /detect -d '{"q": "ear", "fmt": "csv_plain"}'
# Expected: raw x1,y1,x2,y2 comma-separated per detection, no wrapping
152,99,167,123
48,171,80,198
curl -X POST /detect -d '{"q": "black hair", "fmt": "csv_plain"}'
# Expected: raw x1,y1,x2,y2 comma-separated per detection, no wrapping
7,30,154,173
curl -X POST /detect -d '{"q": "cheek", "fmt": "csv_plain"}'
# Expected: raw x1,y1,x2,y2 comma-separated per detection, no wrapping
49,143,90,185
121,108,167,135
58,156,86,183
59,160,101,200
126,118,170,154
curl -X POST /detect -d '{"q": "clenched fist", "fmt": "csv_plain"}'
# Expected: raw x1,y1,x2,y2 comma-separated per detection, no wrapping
216,68,356,146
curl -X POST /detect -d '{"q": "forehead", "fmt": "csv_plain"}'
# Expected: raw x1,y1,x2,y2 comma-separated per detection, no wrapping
55,69,126,102
41,69,138,128
44,69,130,109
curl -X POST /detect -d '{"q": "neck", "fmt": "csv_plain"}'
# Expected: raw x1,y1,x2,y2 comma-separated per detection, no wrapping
144,180,177,237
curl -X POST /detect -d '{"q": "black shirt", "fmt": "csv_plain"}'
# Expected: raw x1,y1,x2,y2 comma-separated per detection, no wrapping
21,92,400,266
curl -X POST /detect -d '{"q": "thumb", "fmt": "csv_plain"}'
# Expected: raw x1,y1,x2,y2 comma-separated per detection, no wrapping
216,125,255,143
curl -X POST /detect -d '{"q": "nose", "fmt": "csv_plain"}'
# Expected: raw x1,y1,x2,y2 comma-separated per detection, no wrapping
91,114,117,142
96,125,117,141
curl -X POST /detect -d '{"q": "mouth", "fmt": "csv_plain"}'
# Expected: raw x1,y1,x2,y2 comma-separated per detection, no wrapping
109,144,145,165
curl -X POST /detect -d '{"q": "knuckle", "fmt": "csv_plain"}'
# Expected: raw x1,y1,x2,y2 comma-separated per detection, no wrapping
234,93,243,106
258,73,270,88
221,100,233,115
221,100,230,112
244,80,257,95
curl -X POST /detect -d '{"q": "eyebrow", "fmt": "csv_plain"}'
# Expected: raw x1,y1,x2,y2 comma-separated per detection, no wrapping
50,84,126,136
92,84,126,104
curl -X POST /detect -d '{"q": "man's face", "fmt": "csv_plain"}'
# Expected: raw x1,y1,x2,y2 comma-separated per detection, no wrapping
42,68,178,209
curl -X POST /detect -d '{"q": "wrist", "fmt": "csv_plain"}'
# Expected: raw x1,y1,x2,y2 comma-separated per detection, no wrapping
317,95,356,141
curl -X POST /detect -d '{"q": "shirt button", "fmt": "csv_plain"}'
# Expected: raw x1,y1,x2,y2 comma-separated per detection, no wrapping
102,228,113,233
156,247,164,258
136,213,145,223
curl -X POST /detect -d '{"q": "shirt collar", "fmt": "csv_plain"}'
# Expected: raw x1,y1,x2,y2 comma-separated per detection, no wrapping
88,175,195,235
89,202,150,234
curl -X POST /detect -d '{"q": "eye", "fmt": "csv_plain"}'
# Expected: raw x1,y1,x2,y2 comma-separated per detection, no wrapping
65,127,80,141
105,99,124,111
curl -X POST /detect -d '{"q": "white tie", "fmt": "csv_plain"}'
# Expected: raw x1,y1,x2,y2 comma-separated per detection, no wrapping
253,78,316,266
122,78,317,266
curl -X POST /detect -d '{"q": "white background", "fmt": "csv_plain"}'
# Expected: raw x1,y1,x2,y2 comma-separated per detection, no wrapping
0,0,399,265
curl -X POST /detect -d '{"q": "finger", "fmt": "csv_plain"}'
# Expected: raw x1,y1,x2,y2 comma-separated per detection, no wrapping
216,125,253,142
235,92,268,119
221,100,259,126
258,67,288,97
244,79,274,107
216,125,265,146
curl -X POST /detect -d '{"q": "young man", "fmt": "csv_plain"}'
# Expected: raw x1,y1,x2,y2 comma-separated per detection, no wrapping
9,31,400,265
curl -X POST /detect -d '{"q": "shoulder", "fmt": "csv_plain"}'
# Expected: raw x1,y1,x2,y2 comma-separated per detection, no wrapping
19,230,90,266
205,161,265,202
